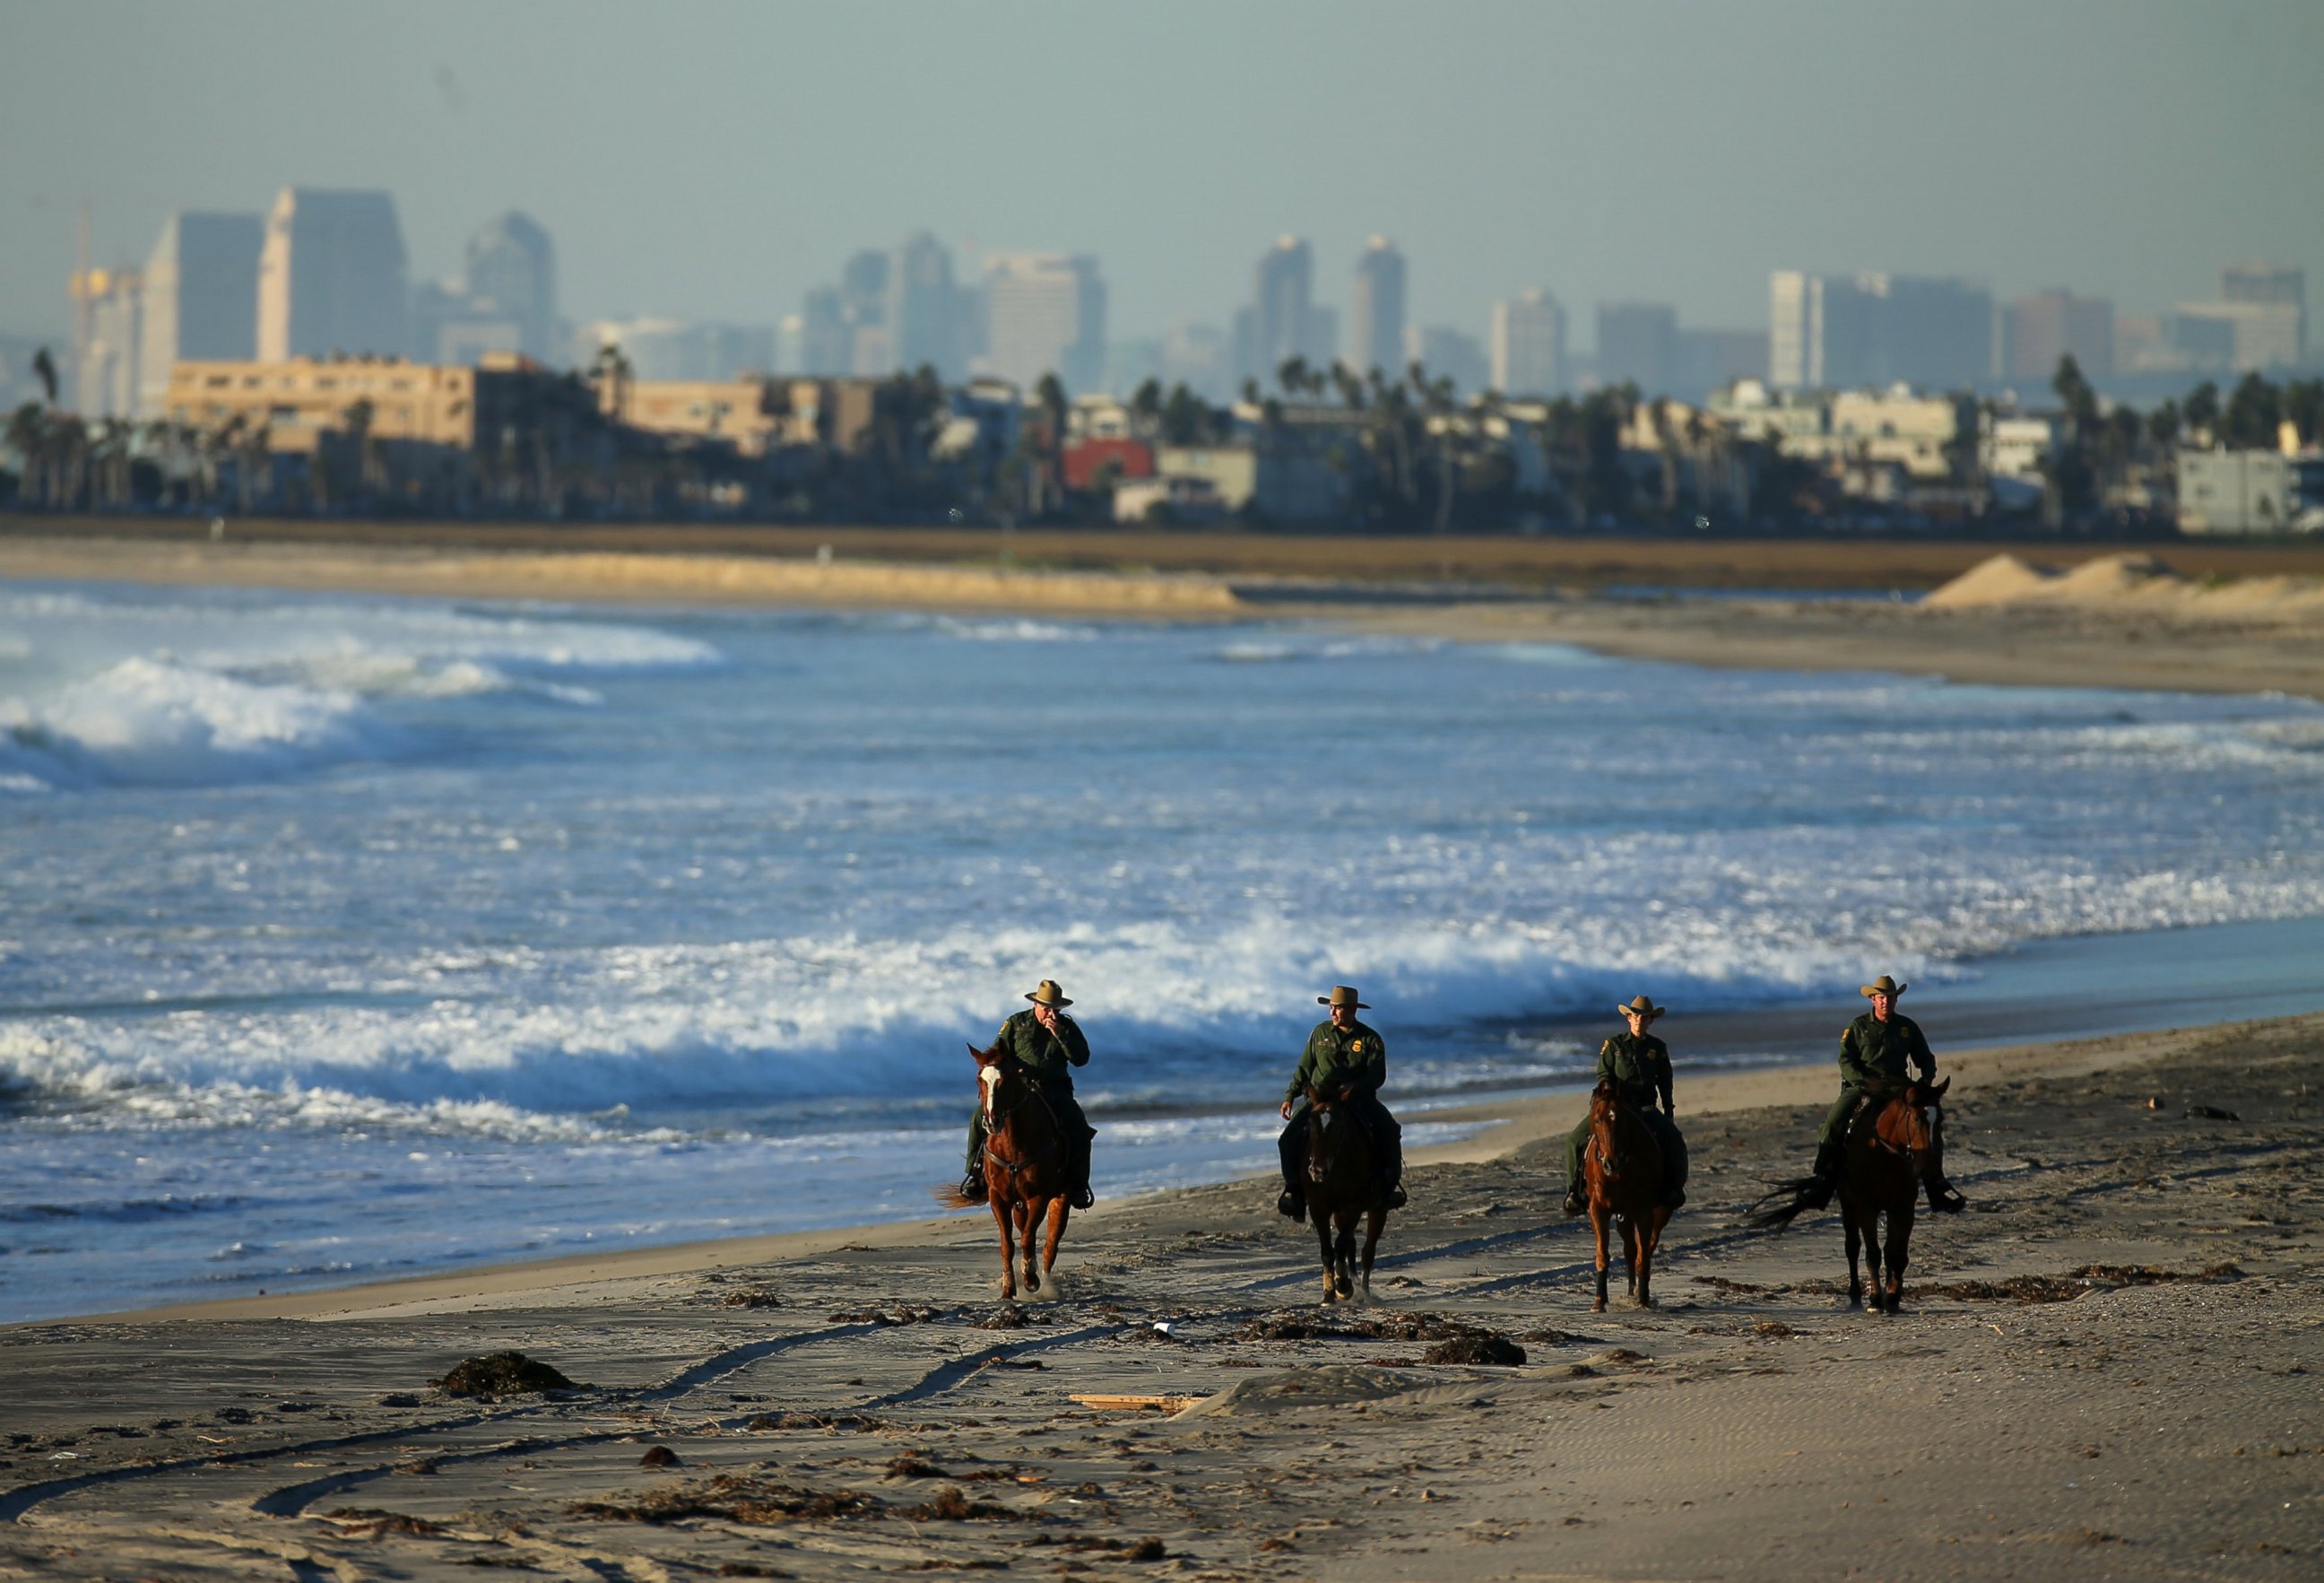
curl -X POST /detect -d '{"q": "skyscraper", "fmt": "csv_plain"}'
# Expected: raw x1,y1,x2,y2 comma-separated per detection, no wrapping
2008,289,2114,383
1596,302,1678,393
886,231,968,381
1349,238,1406,378
1246,236,1313,385
979,252,1106,392
464,212,557,362
2217,261,2306,366
1404,325,1488,396
256,188,409,361
1770,270,1991,390
136,211,262,413
1490,289,1565,396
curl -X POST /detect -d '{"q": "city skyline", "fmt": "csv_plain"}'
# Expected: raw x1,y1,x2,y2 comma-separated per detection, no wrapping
4,1,2319,352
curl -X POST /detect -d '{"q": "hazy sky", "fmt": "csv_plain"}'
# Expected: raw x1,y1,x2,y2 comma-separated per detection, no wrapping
4,0,2319,351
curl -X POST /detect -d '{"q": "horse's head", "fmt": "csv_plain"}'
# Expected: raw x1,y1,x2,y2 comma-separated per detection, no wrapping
971,1039,1020,1122
1882,1077,1949,1157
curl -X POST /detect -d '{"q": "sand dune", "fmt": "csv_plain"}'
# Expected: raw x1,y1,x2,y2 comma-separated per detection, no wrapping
1925,550,2324,624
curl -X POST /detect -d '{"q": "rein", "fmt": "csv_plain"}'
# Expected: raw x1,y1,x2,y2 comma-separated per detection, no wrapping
983,1071,1065,1182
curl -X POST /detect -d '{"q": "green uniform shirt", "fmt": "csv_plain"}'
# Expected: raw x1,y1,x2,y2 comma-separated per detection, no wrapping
1597,1031,1675,1112
1286,1018,1387,1104
994,1008,1090,1084
1838,1011,1935,1090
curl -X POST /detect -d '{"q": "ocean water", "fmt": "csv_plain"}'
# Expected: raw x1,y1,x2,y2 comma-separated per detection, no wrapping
4,578,2323,1321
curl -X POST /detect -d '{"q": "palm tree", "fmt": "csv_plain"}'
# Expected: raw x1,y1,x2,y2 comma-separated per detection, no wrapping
30,347,58,406
6,403,48,507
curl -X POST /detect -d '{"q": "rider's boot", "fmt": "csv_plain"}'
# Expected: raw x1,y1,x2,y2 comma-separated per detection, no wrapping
1277,1185,1305,1222
1070,1126,1096,1211
958,1163,988,1205
1380,1128,1407,1209
1801,1139,1843,1208
1923,1169,1966,1213
1562,1173,1585,1216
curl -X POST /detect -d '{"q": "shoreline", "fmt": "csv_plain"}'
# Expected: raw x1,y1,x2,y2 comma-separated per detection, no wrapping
34,1015,2219,1331
6,528,2324,700
6,1011,2317,1580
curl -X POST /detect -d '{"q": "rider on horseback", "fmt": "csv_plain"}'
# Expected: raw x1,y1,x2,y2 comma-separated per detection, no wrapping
1277,985,1405,1221
958,979,1096,1210
1562,995,1687,1215
1801,974,1965,1213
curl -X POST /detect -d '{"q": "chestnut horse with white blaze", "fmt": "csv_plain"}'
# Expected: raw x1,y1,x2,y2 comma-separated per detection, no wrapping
937,1039,1073,1299
1582,1077,1672,1310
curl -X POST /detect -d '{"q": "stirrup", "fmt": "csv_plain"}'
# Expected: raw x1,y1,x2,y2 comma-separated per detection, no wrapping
958,1172,988,1203
1276,1190,1305,1222
1071,1185,1096,1211
1926,1179,1967,1213
1384,1183,1408,1210
1561,1187,1585,1215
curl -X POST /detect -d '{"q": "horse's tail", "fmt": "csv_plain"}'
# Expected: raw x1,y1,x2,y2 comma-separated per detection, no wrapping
1741,1177,1828,1231
932,1182,983,1210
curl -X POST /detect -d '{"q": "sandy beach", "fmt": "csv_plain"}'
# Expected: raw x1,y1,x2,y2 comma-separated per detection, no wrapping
4,1013,2317,1579
5,527,2320,1576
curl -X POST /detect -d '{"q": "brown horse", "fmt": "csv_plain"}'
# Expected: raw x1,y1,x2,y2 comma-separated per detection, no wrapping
1837,1077,1948,1312
1302,1086,1388,1303
938,1039,1072,1300
1581,1078,1672,1311
1749,1076,1951,1314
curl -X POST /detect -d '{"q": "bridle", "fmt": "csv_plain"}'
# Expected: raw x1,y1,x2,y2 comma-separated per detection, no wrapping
980,1058,1063,1181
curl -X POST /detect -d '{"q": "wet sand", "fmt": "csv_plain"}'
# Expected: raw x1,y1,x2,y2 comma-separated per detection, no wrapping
5,1013,2318,1579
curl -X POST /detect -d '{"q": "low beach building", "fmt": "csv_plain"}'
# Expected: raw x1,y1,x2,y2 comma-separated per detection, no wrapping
2178,448,2324,534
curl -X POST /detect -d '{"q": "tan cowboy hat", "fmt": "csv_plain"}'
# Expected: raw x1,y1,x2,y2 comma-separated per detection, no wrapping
1617,995,1666,1021
1860,974,1907,999
1318,985,1370,1010
1025,979,1072,1008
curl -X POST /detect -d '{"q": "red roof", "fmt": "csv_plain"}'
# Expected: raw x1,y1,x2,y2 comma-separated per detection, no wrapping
1062,438,1155,491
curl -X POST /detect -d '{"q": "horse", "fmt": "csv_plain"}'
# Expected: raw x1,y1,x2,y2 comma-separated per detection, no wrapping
1581,1078,1672,1312
1748,1076,1951,1314
938,1039,1073,1300
1302,1085,1389,1303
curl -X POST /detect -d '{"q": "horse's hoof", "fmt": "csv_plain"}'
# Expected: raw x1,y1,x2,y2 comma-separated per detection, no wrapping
1591,1298,1607,1314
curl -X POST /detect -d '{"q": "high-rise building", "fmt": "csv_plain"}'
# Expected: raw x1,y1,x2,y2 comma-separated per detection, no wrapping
256,187,409,361
574,317,773,381
1673,328,1766,398
796,287,850,376
2008,289,2114,383
1770,270,1991,389
1348,238,1406,378
1160,322,1231,403
2204,260,2306,367
73,266,143,416
1596,302,1678,393
1404,325,1488,396
1246,236,1314,384
1490,290,1566,396
885,230,968,381
979,252,1106,392
135,211,263,414
464,212,558,362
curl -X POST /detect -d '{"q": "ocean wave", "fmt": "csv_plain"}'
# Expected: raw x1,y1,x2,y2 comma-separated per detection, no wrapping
0,656,401,788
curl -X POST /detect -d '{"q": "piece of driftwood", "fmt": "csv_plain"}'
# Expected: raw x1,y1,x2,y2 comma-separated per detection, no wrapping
1068,1392,1210,1413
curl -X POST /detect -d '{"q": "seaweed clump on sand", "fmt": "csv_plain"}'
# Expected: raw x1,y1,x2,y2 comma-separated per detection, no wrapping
573,1474,883,1526
430,1352,582,1397
1420,1335,1527,1366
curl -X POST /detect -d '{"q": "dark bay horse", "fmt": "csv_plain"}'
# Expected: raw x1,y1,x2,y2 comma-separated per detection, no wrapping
937,1039,1072,1299
1303,1085,1388,1303
1750,1076,1950,1313
1581,1078,1672,1311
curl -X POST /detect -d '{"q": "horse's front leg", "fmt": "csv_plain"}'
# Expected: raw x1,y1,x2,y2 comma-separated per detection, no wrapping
1843,1205,1863,1309
1040,1196,1070,1285
991,1195,1018,1300
1019,1196,1045,1293
1590,1205,1611,1313
1636,1207,1668,1309
1314,1211,1340,1304
1333,1218,1357,1300
1885,1205,1914,1313
1860,1210,1886,1318
1619,1215,1640,1300
1357,1207,1385,1300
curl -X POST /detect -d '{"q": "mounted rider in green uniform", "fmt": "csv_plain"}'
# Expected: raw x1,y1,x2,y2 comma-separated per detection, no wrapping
1802,974,1965,1213
958,979,1096,1210
1562,994,1688,1215
1276,985,1406,1222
